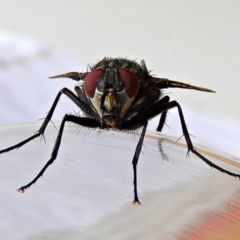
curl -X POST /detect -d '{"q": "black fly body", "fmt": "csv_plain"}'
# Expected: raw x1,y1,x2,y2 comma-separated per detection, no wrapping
1,57,239,205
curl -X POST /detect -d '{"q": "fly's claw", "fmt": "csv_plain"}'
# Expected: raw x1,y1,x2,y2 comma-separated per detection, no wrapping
132,200,141,206
17,188,25,193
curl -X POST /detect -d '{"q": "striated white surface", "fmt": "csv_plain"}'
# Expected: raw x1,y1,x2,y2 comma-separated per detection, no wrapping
0,122,240,240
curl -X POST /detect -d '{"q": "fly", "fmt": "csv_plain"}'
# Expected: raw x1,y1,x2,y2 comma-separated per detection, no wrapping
1,57,239,205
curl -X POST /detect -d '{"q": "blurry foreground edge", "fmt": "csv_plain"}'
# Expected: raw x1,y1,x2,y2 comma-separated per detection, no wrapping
152,131,240,240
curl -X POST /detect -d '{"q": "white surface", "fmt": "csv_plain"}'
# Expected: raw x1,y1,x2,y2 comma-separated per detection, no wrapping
0,122,240,239
0,31,84,124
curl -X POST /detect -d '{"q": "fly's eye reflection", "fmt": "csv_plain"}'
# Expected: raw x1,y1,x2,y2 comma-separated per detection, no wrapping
1,57,238,206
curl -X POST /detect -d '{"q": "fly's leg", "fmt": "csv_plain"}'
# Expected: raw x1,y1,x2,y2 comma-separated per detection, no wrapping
17,115,100,192
147,100,240,179
156,96,170,132
132,121,148,205
0,88,94,154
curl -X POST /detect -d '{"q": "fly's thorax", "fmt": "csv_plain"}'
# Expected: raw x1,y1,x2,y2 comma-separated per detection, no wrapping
83,67,140,127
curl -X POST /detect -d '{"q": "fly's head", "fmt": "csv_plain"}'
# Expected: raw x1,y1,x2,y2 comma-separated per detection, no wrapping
49,57,153,128
84,66,140,128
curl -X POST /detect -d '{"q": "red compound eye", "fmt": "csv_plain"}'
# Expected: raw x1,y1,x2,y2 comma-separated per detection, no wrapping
119,68,139,98
84,68,104,98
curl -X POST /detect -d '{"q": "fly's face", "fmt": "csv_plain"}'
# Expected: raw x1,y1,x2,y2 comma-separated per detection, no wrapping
83,67,139,127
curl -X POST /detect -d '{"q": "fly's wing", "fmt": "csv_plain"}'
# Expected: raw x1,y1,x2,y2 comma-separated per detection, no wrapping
49,72,89,81
49,71,215,92
152,77,215,93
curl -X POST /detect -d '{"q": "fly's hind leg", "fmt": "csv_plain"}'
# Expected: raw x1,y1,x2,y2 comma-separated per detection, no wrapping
156,96,170,132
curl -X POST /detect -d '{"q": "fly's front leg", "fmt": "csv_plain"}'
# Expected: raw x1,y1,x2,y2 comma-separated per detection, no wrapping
132,121,148,205
0,88,86,154
17,115,100,192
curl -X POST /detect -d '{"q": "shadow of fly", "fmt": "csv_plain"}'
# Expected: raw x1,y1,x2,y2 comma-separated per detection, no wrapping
1,57,239,205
